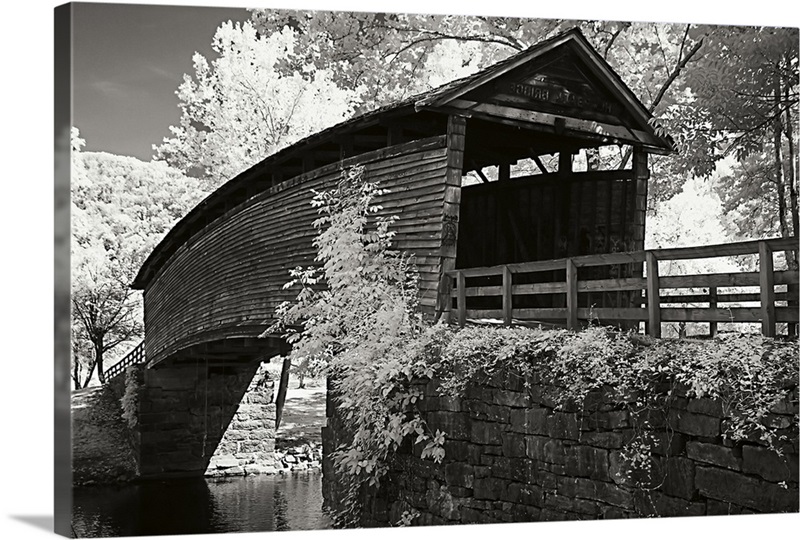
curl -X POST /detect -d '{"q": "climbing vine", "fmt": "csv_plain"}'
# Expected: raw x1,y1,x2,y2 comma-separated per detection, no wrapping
266,166,445,526
431,324,797,497
270,167,797,525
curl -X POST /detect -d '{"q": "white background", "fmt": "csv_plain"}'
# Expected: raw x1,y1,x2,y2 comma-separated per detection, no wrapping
1,1,798,539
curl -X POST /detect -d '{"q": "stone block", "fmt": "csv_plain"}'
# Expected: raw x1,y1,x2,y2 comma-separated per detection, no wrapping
686,441,741,471
686,397,724,416
473,477,508,501
427,411,470,440
633,491,706,518
426,484,461,521
564,445,610,481
668,409,720,438
222,429,247,441
556,477,634,509
483,444,503,456
449,486,473,498
651,457,696,500
705,498,752,516
464,400,509,422
444,462,474,488
474,465,491,479
466,444,483,465
491,457,532,481
471,421,502,445
695,465,799,512
506,482,544,507
244,464,264,475
443,440,469,462
510,503,541,522
578,430,633,449
464,385,492,402
525,435,566,465
224,466,245,476
211,455,240,468
649,431,687,456
501,432,527,458
582,411,629,430
509,407,548,435
492,389,531,408
741,445,797,482
546,412,580,440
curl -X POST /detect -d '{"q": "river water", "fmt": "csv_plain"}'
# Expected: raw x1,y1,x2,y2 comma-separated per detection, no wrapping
72,471,332,537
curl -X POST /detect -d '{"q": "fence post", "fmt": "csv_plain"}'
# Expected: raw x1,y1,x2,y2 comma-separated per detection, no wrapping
759,241,775,337
646,251,661,338
457,270,466,328
566,258,578,330
708,287,718,338
502,265,512,327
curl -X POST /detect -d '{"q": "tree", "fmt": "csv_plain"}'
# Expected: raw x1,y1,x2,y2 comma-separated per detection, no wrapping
250,12,707,197
154,21,356,189
71,130,208,388
679,25,799,240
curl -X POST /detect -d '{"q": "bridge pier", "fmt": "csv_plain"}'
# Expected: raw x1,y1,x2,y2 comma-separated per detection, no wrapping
131,360,276,478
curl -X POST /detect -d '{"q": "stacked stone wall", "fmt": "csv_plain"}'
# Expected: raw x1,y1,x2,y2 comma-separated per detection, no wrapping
135,362,276,478
324,369,798,525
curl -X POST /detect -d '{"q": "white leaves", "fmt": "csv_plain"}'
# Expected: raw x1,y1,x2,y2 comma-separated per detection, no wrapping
155,22,357,189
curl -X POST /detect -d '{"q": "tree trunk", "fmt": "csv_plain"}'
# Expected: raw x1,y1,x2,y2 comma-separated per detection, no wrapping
72,353,83,390
783,75,799,244
82,358,98,389
774,78,788,238
94,339,106,385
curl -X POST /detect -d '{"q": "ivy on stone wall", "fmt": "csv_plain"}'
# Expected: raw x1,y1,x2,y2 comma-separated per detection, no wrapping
272,167,798,526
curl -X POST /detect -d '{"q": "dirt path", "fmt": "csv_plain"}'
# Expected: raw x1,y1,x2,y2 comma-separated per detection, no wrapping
263,362,328,449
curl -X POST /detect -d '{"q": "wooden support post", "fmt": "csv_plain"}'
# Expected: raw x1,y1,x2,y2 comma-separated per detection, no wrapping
502,265,512,326
532,155,549,174
275,355,292,429
566,258,578,330
457,271,466,328
708,287,718,338
646,251,661,338
559,151,573,176
436,115,466,322
759,241,776,337
498,162,511,182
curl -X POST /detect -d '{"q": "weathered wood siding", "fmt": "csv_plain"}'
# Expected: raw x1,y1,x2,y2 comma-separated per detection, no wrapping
143,137,450,366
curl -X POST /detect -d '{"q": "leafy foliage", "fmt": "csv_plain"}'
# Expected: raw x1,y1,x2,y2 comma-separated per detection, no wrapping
431,324,797,487
154,21,356,189
265,167,444,525
71,129,208,388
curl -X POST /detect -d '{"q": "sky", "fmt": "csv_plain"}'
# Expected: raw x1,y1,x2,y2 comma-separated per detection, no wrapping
73,2,250,160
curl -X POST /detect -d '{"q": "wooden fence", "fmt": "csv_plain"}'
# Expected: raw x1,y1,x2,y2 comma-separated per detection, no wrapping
105,340,146,380
447,237,799,338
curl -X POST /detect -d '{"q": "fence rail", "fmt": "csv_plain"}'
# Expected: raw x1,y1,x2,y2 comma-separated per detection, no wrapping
447,236,799,338
105,340,146,380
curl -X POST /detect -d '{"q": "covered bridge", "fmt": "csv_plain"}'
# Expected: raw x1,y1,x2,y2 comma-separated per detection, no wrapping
132,28,674,372
118,27,797,478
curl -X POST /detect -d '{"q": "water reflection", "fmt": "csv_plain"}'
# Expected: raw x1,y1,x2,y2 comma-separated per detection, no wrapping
72,472,331,537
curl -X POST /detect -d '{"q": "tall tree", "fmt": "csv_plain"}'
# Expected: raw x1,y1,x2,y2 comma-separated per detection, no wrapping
154,21,356,189
250,12,704,200
71,130,208,388
679,25,799,239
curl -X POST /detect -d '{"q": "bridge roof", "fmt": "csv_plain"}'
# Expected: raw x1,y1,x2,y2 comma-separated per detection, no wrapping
132,27,674,290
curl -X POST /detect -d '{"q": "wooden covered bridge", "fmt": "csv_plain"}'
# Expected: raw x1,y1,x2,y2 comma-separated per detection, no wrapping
111,28,798,477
